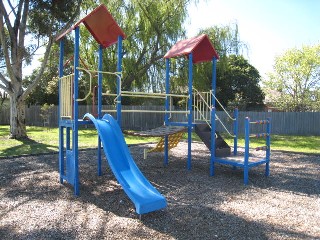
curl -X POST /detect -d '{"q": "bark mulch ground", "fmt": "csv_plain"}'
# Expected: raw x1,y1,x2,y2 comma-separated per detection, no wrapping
0,142,319,239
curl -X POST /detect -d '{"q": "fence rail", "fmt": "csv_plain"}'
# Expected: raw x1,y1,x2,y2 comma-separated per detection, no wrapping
0,105,319,135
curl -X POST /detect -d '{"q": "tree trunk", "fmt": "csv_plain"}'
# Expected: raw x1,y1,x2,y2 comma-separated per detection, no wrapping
10,93,27,139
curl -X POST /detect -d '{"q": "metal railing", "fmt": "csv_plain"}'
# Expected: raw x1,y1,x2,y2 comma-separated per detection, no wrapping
193,88,236,137
60,74,74,119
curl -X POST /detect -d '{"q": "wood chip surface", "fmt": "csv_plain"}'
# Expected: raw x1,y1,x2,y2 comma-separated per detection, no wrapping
0,142,319,239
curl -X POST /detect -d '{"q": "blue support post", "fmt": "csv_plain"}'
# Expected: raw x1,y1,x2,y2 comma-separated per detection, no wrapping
212,57,217,106
164,58,170,166
59,127,64,183
187,53,193,170
73,26,80,195
210,107,216,176
265,117,271,176
210,57,217,176
97,45,103,176
116,35,123,127
98,45,103,119
233,108,239,156
58,39,64,184
244,117,250,185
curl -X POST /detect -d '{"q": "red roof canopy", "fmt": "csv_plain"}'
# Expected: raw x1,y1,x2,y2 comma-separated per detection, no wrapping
164,34,219,63
56,4,126,48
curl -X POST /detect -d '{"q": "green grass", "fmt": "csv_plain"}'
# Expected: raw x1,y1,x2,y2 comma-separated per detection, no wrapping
0,125,319,157
221,134,320,154
0,125,159,158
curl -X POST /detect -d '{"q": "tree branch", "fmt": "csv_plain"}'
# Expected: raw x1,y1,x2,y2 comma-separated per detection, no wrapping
0,72,12,94
53,0,83,39
0,15,16,82
23,37,54,98
17,1,29,62
7,0,17,17
0,1,15,41
14,0,24,36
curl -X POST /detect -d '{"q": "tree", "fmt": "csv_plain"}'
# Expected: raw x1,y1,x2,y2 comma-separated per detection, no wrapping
24,39,75,106
185,24,264,110
0,0,81,139
263,44,320,112
80,0,194,105
223,55,265,110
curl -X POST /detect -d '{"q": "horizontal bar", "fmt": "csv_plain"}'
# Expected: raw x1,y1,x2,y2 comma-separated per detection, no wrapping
250,120,270,124
121,91,188,98
122,110,190,114
102,93,117,96
167,122,190,127
101,109,190,114
249,133,269,138
76,67,122,79
215,158,268,168
121,94,166,99
255,146,268,151
101,110,117,112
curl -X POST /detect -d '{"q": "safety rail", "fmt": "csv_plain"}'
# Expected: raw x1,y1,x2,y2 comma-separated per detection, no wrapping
103,91,189,118
192,88,236,137
245,117,271,161
60,74,74,119
193,88,211,126
76,67,92,102
102,109,190,114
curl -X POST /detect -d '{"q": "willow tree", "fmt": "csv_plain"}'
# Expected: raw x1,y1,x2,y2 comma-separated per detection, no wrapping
0,0,81,139
80,0,194,105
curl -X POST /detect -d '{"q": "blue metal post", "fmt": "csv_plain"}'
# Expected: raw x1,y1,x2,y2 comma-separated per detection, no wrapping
98,45,103,119
97,45,103,176
116,35,123,127
187,53,193,170
73,26,80,195
233,108,239,155
164,58,170,165
244,117,250,185
58,39,64,184
210,57,217,176
266,117,271,176
212,57,217,106
210,107,216,176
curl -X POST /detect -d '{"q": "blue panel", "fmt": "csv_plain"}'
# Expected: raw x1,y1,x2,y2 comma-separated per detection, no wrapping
66,150,75,185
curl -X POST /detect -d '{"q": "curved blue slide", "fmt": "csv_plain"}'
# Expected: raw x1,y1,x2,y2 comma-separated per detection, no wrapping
84,113,167,214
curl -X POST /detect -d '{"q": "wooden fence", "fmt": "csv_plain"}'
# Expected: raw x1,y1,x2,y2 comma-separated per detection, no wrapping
0,105,319,135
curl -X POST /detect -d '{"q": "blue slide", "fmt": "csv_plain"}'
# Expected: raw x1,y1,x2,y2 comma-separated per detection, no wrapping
84,113,167,214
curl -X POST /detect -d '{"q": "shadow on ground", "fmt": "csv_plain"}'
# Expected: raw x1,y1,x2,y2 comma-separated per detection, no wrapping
0,144,319,239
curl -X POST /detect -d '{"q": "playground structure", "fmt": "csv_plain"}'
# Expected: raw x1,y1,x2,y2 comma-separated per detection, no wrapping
56,4,271,214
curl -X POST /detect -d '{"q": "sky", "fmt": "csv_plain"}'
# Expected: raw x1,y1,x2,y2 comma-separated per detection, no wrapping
8,0,320,79
186,0,320,78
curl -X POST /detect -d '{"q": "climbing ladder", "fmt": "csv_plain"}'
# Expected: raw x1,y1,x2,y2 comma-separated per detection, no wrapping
144,131,184,159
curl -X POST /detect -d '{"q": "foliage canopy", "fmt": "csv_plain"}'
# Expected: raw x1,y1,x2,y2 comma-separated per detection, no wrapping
263,44,320,111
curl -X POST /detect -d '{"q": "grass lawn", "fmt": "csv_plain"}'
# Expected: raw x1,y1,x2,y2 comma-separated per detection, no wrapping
0,125,319,157
0,125,158,158
222,134,320,154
